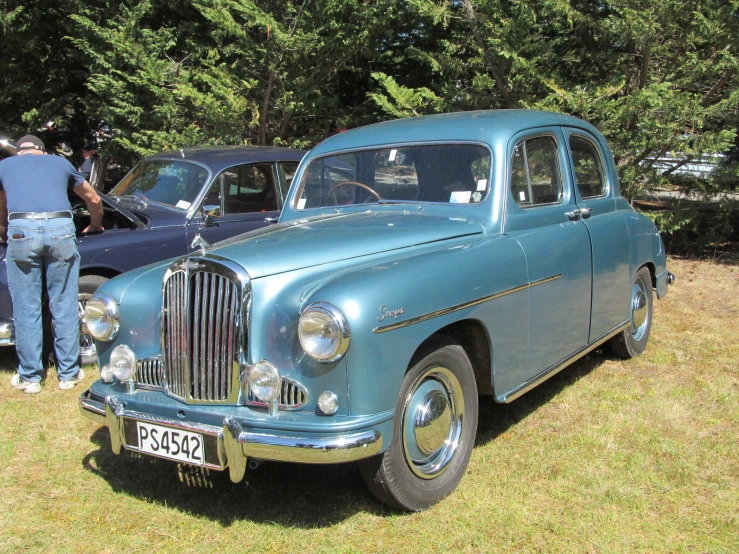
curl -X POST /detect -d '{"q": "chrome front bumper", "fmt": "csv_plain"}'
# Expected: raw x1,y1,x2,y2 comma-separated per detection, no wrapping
79,390,383,482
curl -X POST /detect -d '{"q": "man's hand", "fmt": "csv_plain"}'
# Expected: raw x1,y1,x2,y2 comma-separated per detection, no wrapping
82,224,104,234
73,180,104,228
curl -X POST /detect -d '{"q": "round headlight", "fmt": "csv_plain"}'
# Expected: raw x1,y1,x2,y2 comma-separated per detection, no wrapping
110,344,136,382
84,293,120,342
249,360,281,402
298,302,350,362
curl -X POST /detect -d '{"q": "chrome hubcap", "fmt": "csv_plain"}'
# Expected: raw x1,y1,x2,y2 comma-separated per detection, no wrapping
78,293,96,357
414,390,452,456
402,366,464,479
631,279,649,341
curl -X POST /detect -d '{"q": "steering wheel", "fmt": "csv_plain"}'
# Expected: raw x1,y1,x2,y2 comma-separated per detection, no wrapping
326,181,381,205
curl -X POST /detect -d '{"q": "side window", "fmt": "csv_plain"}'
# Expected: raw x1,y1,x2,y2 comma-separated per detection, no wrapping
569,135,607,198
510,136,562,207
277,162,298,201
222,163,278,214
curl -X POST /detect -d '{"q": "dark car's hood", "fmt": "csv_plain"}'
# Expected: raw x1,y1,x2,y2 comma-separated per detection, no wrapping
109,195,186,228
207,210,485,279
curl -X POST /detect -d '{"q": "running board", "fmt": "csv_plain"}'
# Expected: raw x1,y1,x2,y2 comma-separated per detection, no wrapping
500,321,630,403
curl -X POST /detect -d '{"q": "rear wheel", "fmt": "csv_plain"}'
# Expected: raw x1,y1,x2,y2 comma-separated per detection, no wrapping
610,266,653,359
359,337,478,511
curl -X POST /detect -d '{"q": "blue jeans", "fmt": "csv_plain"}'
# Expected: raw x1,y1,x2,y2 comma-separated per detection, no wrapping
6,217,80,383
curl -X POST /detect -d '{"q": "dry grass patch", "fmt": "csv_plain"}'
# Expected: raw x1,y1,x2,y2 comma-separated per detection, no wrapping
0,256,737,553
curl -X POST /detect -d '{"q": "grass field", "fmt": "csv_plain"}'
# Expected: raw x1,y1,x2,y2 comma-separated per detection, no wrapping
0,256,737,553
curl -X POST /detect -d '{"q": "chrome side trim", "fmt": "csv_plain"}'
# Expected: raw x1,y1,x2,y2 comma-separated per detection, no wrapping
373,274,562,333
501,320,630,403
79,392,383,478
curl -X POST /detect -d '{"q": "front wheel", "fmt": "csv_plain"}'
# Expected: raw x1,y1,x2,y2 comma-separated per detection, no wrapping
359,337,478,511
609,266,653,359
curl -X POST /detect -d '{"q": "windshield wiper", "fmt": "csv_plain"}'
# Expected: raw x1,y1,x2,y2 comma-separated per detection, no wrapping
377,199,417,205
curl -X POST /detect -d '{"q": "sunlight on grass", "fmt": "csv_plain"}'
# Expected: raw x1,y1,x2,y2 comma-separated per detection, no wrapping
0,256,737,553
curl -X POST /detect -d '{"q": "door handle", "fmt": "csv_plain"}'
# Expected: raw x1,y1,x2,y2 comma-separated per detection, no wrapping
264,217,279,223
565,207,595,220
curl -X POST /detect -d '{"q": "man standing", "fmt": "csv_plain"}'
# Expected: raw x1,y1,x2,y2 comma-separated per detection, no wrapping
79,142,99,185
0,135,104,393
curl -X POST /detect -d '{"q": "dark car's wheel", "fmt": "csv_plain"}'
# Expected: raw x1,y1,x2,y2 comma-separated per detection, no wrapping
359,337,478,511
78,275,109,365
610,266,653,359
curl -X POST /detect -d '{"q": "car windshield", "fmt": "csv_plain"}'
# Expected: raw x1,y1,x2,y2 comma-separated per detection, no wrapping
112,160,209,210
294,144,491,209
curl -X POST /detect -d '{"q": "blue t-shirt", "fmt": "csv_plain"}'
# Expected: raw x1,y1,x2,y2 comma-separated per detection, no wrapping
0,154,85,213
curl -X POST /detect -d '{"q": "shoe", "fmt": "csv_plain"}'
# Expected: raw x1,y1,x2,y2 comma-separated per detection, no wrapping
59,369,85,390
10,374,42,394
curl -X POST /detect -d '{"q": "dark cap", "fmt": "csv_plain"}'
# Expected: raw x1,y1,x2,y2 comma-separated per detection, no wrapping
82,142,98,151
16,135,46,153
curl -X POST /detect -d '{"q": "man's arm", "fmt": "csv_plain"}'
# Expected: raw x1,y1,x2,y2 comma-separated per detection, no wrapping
73,181,104,233
0,191,7,242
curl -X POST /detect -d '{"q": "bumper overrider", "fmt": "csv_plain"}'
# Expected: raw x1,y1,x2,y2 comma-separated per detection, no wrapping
79,389,383,482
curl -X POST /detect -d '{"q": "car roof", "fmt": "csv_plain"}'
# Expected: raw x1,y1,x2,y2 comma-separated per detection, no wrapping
310,110,604,156
147,145,307,174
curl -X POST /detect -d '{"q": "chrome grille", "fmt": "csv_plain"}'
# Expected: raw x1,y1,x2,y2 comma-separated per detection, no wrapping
136,358,163,388
162,259,246,403
247,377,308,410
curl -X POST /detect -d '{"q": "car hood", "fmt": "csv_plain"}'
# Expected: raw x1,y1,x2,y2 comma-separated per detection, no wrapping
207,210,486,279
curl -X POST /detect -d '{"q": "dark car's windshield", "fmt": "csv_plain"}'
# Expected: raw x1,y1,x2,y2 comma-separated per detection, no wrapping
112,160,209,210
294,144,491,209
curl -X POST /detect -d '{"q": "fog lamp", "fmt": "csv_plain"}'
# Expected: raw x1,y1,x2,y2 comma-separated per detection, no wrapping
110,344,136,382
249,360,281,403
100,364,114,383
317,391,339,415
84,293,120,341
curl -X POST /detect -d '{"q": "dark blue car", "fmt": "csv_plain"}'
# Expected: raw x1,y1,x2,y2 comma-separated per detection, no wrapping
0,145,306,363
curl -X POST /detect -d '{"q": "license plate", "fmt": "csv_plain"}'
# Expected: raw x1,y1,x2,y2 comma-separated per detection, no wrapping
137,422,204,465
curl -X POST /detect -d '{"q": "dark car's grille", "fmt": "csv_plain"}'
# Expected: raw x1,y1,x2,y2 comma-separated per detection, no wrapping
162,259,247,403
136,357,164,388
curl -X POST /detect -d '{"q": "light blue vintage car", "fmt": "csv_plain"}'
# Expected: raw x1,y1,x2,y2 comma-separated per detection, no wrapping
79,110,674,511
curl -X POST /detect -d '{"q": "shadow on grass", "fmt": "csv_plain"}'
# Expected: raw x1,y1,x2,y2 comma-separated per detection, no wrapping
81,349,611,526
475,347,610,448
83,428,392,527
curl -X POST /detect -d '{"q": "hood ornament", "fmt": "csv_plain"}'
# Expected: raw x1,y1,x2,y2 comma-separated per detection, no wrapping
190,233,210,252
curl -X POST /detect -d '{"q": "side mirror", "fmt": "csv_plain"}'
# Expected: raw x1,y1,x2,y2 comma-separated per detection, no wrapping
201,204,220,227
202,204,221,217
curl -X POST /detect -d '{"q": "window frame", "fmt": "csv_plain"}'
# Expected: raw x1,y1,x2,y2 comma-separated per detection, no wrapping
290,140,494,210
509,133,564,209
568,133,609,200
199,162,280,217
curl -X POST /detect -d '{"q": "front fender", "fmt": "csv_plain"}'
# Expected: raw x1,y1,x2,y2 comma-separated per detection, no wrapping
94,259,174,364
277,234,528,416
